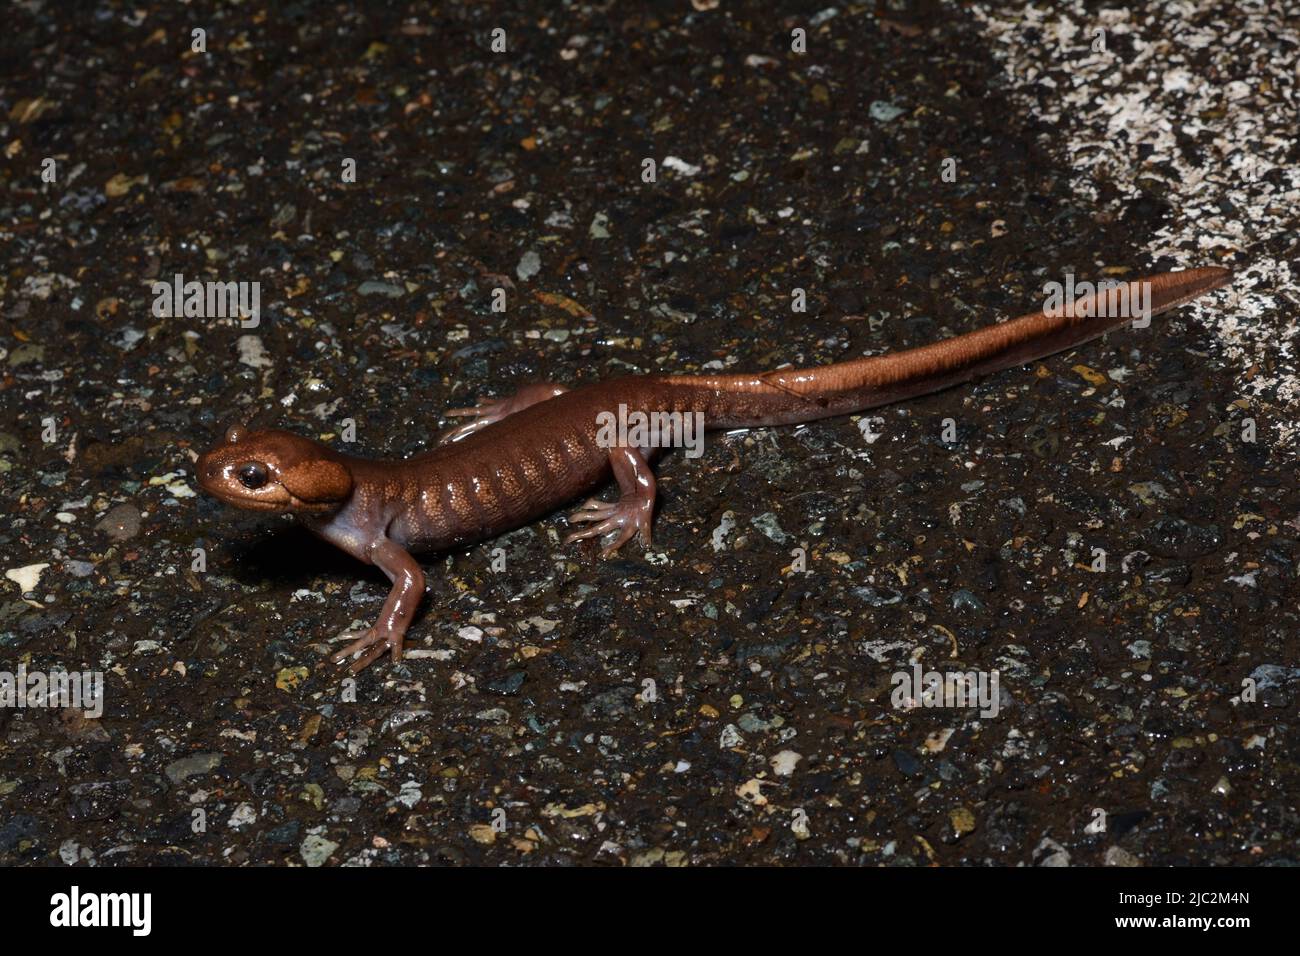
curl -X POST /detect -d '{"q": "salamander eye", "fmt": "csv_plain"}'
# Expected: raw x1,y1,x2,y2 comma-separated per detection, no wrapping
237,462,269,489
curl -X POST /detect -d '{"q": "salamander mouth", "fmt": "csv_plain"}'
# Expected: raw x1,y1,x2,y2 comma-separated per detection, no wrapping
213,494,292,512
198,478,289,511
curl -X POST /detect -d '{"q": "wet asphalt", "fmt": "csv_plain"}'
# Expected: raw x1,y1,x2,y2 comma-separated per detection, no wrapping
1,1,1296,866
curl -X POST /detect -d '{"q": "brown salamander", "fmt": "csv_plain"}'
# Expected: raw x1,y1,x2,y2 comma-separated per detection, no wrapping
196,266,1232,672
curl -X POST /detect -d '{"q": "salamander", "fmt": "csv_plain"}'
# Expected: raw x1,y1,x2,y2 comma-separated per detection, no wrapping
196,266,1231,672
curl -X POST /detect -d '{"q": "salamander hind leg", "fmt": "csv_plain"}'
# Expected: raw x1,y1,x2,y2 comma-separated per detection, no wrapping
438,382,569,445
565,446,656,556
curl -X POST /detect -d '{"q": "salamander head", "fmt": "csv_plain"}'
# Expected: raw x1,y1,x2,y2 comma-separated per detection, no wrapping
196,425,354,514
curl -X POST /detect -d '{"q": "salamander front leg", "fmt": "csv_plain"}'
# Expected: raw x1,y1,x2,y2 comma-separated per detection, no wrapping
327,538,426,674
565,446,656,555
438,383,569,444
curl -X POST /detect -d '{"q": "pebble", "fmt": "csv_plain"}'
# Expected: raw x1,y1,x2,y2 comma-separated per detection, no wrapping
236,334,272,369
164,752,223,785
750,512,789,544
1033,837,1071,867
300,832,338,867
869,100,905,122
91,504,139,545
852,586,903,607
950,807,977,838
1248,664,1300,692
769,750,802,777
228,803,257,829
1104,846,1141,867
516,250,541,281
357,280,405,298
5,563,49,594
711,510,737,551
892,749,922,777
663,156,701,176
